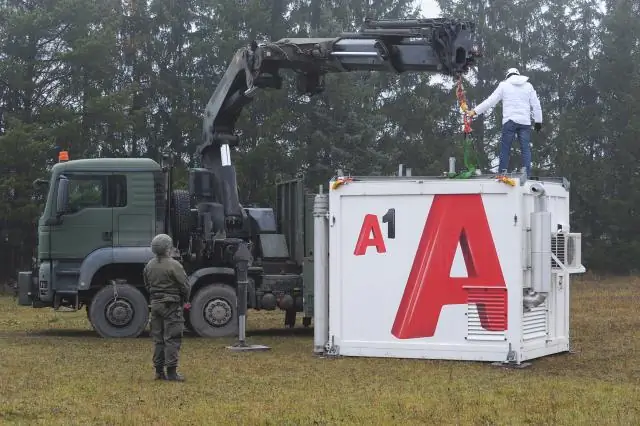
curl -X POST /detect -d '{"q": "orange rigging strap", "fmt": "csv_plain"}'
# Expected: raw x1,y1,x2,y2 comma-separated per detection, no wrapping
453,75,510,185
455,75,473,135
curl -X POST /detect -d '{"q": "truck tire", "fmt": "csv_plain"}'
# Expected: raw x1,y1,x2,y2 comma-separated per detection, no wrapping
189,283,238,338
86,305,95,331
89,283,149,338
170,189,191,251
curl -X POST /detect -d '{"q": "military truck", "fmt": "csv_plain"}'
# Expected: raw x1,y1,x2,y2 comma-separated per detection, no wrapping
17,17,479,340
18,154,315,338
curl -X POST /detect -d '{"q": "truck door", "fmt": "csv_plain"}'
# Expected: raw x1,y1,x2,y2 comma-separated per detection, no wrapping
111,172,154,247
49,172,117,260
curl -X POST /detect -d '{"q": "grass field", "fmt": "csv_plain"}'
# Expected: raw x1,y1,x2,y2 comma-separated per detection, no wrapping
1,276,639,425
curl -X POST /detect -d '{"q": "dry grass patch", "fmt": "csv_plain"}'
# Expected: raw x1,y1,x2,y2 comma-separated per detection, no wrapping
1,276,639,425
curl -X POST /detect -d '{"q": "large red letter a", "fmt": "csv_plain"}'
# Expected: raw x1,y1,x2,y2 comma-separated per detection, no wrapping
391,194,507,339
354,214,386,256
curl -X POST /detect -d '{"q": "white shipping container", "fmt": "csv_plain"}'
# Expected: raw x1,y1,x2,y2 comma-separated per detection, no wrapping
313,175,585,365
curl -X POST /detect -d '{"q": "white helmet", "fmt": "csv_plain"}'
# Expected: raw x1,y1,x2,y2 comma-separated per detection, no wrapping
506,67,520,77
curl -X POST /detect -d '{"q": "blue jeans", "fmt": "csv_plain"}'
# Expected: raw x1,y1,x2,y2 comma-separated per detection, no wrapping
500,120,531,176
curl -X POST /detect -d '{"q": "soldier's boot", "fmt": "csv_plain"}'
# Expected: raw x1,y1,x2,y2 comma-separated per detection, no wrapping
166,366,185,382
154,366,167,380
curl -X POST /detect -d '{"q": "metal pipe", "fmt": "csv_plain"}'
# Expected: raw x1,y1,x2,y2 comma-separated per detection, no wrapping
449,157,456,174
235,242,250,344
313,191,330,354
238,312,246,340
530,182,547,212
330,51,380,57
364,18,453,29
528,182,551,304
226,241,270,352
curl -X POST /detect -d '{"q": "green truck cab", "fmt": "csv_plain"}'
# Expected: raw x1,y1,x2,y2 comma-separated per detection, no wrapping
17,156,315,339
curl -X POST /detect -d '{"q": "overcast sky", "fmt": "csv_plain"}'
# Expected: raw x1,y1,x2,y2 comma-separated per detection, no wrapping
419,0,441,17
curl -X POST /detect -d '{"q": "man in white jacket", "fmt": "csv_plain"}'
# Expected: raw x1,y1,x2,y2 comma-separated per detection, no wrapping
467,67,543,177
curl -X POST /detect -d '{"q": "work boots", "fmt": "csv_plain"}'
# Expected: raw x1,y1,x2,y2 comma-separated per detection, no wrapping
166,366,185,382
154,366,167,380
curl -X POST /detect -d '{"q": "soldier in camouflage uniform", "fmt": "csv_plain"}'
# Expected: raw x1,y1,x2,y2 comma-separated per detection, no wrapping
143,234,190,381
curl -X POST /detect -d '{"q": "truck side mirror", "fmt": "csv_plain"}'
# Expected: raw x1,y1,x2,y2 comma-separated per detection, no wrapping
32,178,49,190
56,176,69,216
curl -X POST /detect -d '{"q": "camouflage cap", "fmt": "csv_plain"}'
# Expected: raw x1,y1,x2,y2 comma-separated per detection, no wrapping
151,233,173,257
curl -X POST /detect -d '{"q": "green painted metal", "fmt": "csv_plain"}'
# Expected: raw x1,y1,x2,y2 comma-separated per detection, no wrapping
447,136,480,179
274,177,317,317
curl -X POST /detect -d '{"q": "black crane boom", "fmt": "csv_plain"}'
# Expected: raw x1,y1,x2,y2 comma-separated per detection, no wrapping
197,17,480,235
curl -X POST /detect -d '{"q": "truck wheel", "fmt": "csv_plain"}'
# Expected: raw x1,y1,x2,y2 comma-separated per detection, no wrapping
170,189,191,251
86,305,95,331
89,284,149,338
189,284,238,338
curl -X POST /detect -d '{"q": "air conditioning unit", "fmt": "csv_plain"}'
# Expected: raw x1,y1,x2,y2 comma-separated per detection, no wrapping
551,231,585,273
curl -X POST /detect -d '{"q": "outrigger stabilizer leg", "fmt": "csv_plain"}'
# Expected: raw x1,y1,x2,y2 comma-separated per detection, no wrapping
226,239,271,352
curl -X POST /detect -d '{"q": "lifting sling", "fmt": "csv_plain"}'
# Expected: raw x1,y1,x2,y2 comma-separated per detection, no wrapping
450,75,480,179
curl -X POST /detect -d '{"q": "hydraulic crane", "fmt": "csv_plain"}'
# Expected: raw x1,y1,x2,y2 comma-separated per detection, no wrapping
193,17,480,350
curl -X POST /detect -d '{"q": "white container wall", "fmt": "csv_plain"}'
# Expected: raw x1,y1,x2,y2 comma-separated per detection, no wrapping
318,176,584,365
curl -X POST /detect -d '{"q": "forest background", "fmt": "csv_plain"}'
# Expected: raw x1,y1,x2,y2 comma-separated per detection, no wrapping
0,0,638,280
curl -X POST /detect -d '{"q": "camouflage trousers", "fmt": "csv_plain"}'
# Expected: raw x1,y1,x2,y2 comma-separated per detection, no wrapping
149,301,184,368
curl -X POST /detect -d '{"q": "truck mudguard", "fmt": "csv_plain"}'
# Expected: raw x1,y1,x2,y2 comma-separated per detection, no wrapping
77,247,155,290
187,267,236,288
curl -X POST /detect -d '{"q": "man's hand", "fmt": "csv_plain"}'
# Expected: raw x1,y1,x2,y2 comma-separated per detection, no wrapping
534,122,542,132
466,109,477,118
